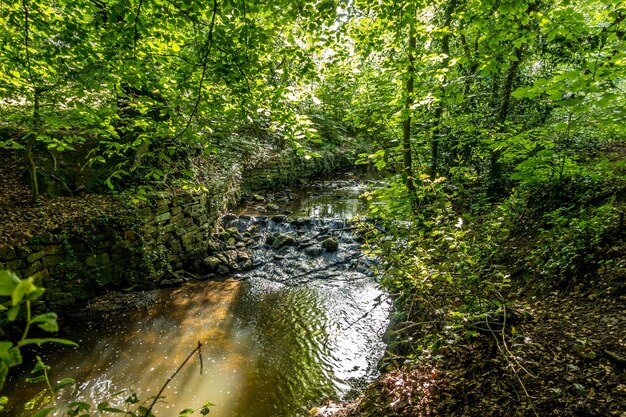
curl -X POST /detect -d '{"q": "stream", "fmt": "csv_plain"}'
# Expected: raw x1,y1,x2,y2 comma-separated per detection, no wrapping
6,174,391,417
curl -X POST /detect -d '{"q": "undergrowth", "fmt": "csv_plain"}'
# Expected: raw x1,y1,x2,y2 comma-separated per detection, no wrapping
362,172,625,366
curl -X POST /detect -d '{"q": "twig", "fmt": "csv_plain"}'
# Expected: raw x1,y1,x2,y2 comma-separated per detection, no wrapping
605,350,626,365
342,294,389,332
484,302,539,417
143,341,203,417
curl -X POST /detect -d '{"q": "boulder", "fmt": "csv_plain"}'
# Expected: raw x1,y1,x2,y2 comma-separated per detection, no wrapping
203,256,221,271
216,264,230,275
225,227,243,240
304,246,324,257
207,240,222,254
321,237,339,252
272,233,296,250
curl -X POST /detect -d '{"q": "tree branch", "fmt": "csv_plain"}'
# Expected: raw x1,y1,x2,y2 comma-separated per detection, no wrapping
173,0,218,141
143,341,204,417
134,0,143,49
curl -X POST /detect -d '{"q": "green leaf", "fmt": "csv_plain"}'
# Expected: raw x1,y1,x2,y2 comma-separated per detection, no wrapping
7,305,20,321
97,401,125,413
26,375,48,384
137,406,155,417
31,313,59,333
32,356,51,373
67,401,91,412
0,270,20,297
0,341,13,355
54,378,76,391
200,401,214,416
18,338,78,348
12,278,37,306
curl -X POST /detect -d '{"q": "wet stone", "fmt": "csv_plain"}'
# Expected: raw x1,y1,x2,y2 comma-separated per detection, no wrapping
272,233,296,250
207,240,222,253
321,237,339,252
222,213,238,223
203,256,221,271
255,216,268,224
216,265,230,275
27,251,45,263
158,276,184,287
225,227,242,239
305,247,324,257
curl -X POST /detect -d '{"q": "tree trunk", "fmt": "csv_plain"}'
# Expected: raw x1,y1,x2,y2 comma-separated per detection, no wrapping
403,24,416,195
430,0,458,177
27,87,42,204
489,45,524,189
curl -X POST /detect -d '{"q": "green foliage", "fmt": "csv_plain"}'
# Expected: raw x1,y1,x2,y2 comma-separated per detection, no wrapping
0,0,344,198
0,269,76,412
362,167,622,362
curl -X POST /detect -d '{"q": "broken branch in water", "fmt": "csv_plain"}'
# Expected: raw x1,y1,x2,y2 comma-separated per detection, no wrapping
143,341,204,417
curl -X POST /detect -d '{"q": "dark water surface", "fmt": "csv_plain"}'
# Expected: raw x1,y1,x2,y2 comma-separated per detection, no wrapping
6,175,390,417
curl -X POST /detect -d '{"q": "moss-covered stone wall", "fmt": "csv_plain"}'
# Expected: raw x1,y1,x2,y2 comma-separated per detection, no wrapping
0,149,355,311
0,190,220,309
241,151,353,191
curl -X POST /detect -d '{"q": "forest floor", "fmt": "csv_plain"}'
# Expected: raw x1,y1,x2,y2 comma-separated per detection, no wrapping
314,231,626,417
0,152,124,246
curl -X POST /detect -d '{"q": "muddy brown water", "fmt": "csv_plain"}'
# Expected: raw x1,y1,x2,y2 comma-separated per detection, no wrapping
5,175,391,417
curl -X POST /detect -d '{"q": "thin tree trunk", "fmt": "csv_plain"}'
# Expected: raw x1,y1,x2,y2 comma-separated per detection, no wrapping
430,0,458,177
403,24,416,195
489,45,524,188
27,88,42,204
488,0,539,192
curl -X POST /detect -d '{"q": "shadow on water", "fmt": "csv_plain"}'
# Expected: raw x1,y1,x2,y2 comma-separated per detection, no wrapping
4,174,391,417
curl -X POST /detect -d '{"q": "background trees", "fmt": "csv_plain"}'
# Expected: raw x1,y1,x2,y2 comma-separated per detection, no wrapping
0,0,340,201
3,0,622,204
311,0,625,206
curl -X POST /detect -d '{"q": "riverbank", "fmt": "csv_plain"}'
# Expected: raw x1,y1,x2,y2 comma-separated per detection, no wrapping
313,171,626,416
314,286,626,417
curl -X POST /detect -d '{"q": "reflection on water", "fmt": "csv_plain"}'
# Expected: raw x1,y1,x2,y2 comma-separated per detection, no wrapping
285,182,367,218
7,263,389,417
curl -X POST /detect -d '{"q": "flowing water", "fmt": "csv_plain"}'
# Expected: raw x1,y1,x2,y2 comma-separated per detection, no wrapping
6,175,391,417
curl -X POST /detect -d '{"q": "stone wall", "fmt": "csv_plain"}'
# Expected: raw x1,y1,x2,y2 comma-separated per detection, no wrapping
241,150,353,191
0,190,221,309
0,149,356,311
